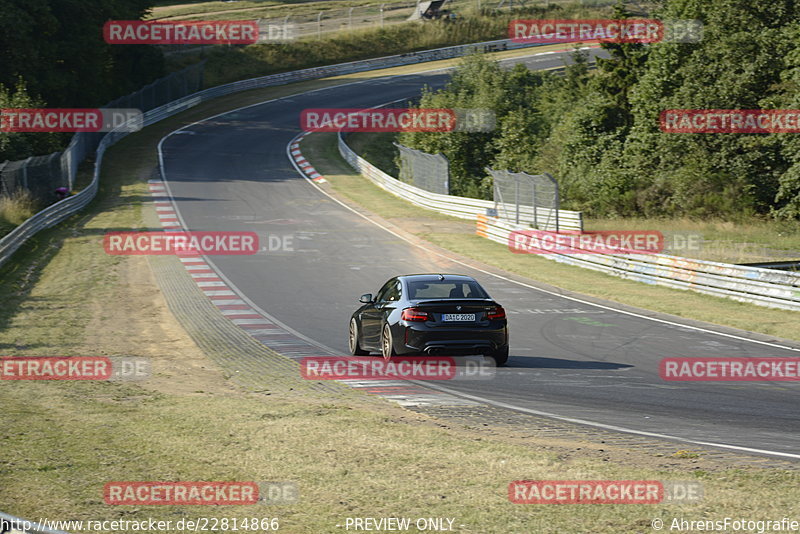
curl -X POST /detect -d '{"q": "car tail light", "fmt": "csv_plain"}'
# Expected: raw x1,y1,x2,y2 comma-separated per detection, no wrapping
487,306,506,320
401,307,430,322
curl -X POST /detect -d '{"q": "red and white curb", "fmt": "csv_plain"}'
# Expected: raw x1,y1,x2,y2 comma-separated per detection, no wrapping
147,175,471,407
290,132,327,183
147,178,320,356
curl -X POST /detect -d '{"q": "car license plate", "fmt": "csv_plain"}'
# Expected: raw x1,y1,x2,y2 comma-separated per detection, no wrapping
442,313,475,322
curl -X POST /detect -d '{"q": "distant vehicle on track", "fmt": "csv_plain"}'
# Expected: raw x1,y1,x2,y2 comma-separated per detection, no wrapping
348,274,509,365
410,0,453,20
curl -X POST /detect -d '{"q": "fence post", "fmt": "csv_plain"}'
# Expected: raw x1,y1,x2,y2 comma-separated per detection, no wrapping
532,182,537,228
514,177,519,225
442,154,450,195
554,186,559,233
0,161,7,196
380,4,385,26
21,157,33,191
544,173,558,233
348,7,354,29
49,152,61,191
487,167,498,219
317,11,322,38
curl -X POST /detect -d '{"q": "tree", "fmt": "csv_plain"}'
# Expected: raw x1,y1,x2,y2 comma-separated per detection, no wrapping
0,79,63,161
0,0,164,108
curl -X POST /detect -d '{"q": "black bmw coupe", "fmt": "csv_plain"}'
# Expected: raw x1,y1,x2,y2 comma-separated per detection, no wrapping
348,274,509,365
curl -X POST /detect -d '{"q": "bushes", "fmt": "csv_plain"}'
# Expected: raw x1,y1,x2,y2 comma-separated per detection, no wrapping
0,79,65,162
181,2,613,87
397,0,800,220
0,189,39,238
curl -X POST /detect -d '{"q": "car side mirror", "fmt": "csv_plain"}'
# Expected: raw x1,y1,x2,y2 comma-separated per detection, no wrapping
359,293,374,304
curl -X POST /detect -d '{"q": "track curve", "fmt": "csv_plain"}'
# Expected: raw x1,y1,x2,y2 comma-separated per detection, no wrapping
158,49,800,458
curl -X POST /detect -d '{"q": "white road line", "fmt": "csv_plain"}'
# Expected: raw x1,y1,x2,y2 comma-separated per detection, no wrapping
156,48,800,459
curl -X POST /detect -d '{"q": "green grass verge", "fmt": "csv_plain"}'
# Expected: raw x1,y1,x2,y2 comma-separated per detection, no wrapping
587,217,800,264
347,132,400,176
300,131,800,342
0,190,39,238
151,0,609,22
152,0,422,21
6,377,800,532
166,3,613,86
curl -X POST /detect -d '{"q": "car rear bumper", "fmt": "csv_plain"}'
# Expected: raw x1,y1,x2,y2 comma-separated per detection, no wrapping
398,323,507,355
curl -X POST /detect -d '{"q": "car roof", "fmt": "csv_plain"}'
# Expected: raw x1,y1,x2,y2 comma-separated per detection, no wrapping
398,274,476,282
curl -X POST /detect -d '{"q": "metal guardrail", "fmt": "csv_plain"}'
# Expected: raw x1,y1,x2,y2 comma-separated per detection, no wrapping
477,215,800,312
0,36,562,533
1,64,205,204
0,37,555,270
339,132,800,311
1,27,795,534
338,132,585,230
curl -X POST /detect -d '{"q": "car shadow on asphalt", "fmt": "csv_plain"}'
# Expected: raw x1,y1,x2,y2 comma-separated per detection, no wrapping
508,356,633,370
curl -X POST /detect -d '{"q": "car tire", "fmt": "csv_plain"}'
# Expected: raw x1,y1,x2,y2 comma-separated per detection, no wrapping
349,318,369,356
489,345,509,366
381,324,396,361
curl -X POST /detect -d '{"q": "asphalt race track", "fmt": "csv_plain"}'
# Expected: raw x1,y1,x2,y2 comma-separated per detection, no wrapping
158,49,800,459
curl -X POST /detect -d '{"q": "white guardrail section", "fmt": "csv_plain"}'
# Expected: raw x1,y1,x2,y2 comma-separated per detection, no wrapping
0,37,553,533
339,133,800,311
337,132,585,231
476,215,800,312
0,38,548,270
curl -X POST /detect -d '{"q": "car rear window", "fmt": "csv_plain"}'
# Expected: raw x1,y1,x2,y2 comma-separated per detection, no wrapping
407,280,488,299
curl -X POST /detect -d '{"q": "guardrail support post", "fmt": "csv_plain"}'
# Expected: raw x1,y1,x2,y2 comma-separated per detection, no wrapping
544,173,558,232
0,161,7,196
21,156,33,191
